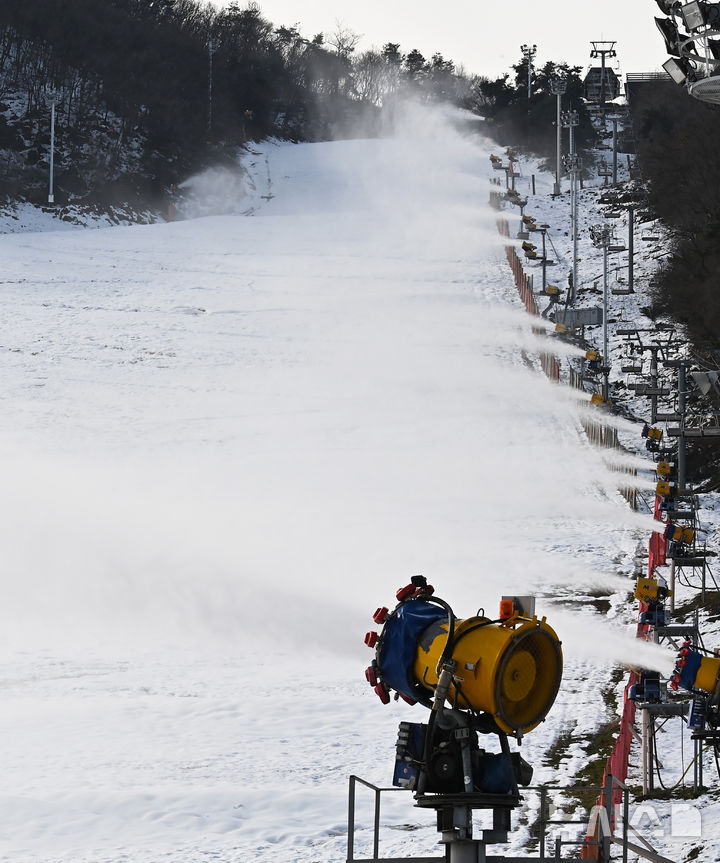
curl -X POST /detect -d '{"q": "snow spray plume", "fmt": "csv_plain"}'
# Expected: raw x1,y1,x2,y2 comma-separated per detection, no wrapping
600,449,657,473
551,611,677,676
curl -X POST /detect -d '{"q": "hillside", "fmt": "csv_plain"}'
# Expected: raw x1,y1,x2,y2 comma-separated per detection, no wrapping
0,1,475,219
0,102,685,862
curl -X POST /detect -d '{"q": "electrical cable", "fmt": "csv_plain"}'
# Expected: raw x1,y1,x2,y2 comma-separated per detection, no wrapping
650,719,713,791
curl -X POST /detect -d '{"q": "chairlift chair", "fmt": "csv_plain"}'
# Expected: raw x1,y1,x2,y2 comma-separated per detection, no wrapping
641,224,660,241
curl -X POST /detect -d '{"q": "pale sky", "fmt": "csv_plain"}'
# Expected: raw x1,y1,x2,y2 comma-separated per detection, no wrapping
210,1,666,79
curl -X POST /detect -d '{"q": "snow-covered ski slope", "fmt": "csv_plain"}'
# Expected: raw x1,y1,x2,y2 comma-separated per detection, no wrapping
0,104,673,862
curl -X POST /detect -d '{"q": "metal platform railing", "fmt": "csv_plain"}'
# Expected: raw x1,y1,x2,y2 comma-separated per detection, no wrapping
346,774,675,863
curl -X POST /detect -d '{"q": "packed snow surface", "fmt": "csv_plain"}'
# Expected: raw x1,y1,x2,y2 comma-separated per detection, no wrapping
0,105,667,862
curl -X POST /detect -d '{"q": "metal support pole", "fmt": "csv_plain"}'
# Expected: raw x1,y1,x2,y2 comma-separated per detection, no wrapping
603,772,613,861
650,347,659,425
572,166,578,302
569,124,576,241
642,707,649,797
208,39,215,134
649,715,655,793
622,786,629,863
603,242,609,401
551,78,566,196
612,117,618,185
521,44,537,100
563,109,580,304
555,90,562,195
670,559,676,614
678,363,687,492
347,777,356,862
628,206,634,292
374,787,381,859
448,841,480,863
48,99,55,204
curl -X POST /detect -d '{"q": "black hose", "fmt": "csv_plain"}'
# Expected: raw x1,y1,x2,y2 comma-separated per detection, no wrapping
451,617,501,650
416,593,456,793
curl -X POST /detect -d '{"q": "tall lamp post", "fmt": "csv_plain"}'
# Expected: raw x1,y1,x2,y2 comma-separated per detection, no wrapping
550,76,567,196
520,43,537,99
590,223,614,402
47,91,56,204
208,38,216,134
562,109,580,303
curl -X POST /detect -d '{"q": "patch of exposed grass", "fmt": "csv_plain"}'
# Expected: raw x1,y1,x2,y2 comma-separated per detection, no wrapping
674,590,720,622
543,725,577,769
570,719,621,811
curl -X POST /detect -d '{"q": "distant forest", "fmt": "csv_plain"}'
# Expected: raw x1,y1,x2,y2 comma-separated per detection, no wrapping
0,0,605,210
0,0,480,205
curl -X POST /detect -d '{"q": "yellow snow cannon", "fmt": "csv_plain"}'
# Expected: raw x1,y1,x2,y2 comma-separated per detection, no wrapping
656,479,674,497
364,579,562,737
657,461,674,478
664,523,695,544
641,423,663,441
634,576,671,604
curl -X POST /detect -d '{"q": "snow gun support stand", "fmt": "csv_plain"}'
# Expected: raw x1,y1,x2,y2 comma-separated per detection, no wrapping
411,669,522,862
351,576,566,863
414,779,520,863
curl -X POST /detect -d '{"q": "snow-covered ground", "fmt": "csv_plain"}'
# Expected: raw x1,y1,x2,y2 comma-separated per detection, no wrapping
0,103,699,862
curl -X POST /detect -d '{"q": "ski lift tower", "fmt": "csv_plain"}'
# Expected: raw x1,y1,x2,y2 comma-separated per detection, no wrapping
590,41,617,126
520,43,537,99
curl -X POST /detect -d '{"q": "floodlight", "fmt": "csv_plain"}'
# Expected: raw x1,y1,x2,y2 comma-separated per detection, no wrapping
655,0,681,11
663,56,692,83
682,1,707,29
681,0,720,28
656,16,683,54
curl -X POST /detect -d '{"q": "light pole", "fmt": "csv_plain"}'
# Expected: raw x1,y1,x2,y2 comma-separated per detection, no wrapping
611,115,619,184
47,92,56,204
550,76,567,196
562,109,580,303
208,38,215,134
520,43,537,99
590,223,614,402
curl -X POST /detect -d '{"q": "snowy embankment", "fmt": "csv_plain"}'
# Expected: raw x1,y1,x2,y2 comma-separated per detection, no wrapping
0,104,674,862
502,140,720,860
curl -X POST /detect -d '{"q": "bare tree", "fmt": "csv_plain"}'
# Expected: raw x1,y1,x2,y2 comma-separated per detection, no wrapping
328,21,361,59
